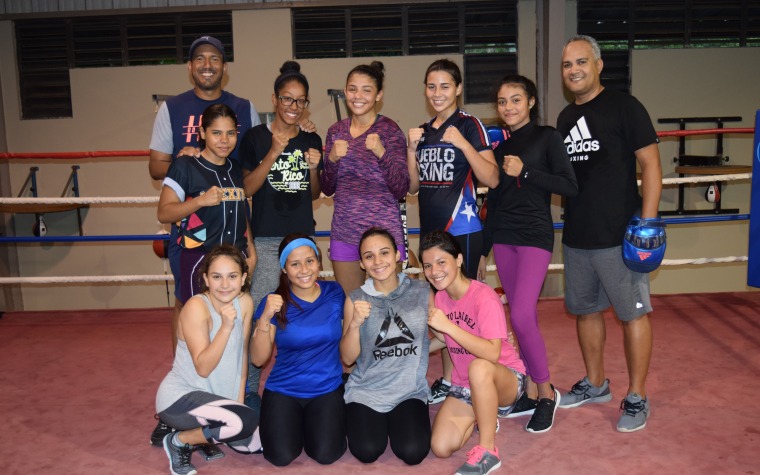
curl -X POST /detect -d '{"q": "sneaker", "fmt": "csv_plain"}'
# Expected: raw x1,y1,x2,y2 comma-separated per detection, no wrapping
617,393,650,432
150,414,173,446
197,443,225,461
455,445,502,475
500,392,538,418
162,433,197,475
558,376,612,408
428,377,451,405
525,386,560,433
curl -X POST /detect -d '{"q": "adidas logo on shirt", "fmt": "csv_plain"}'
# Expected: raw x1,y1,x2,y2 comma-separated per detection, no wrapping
564,116,599,160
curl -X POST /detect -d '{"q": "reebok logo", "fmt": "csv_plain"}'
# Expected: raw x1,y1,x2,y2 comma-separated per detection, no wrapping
372,308,416,361
564,116,599,159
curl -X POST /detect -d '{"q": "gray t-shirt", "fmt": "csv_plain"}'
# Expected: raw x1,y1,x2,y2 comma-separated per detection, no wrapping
344,274,430,412
156,294,244,412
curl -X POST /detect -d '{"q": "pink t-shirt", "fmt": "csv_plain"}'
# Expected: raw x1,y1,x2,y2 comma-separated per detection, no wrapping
434,280,526,388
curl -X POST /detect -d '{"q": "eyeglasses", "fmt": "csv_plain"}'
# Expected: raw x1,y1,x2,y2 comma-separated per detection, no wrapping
277,96,310,109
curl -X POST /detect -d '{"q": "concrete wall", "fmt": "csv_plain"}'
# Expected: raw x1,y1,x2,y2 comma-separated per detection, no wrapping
0,6,757,311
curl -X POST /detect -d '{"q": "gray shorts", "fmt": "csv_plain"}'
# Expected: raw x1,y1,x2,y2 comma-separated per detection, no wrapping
563,245,652,322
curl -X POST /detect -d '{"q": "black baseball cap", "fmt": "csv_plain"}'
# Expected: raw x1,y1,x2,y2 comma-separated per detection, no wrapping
189,36,225,60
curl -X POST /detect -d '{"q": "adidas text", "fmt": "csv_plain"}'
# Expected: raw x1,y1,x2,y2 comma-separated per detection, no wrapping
566,139,599,154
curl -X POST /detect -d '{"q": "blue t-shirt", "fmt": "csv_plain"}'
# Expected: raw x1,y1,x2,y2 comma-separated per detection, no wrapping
415,109,491,236
255,280,345,398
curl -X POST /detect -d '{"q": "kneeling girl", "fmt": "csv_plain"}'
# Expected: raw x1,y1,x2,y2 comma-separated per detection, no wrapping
421,230,526,475
341,227,432,465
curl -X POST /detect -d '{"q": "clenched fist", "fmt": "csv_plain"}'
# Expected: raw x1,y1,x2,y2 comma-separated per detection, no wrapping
330,140,348,163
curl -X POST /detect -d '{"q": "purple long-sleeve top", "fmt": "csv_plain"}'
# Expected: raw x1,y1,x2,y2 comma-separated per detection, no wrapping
321,115,410,247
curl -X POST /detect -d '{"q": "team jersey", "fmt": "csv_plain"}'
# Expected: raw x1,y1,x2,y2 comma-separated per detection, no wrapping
163,155,248,251
415,109,491,236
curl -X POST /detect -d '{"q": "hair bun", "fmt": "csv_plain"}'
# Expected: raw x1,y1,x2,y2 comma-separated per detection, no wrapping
369,61,385,73
280,60,301,74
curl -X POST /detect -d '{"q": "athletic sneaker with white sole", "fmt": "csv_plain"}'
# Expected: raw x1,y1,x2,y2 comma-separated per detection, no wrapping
428,377,451,404
617,393,650,432
559,376,612,408
163,433,197,475
501,392,538,418
525,386,560,433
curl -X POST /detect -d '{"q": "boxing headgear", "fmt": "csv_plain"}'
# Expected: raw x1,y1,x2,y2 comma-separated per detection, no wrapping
622,217,666,273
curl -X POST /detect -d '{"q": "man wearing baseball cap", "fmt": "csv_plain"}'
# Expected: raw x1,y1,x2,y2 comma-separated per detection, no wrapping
147,35,261,461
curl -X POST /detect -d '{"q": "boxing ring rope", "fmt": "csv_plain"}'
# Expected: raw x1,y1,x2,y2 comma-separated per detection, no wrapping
0,126,755,284
0,171,752,208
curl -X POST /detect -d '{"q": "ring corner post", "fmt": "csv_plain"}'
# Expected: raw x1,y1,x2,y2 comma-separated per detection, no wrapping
747,109,760,288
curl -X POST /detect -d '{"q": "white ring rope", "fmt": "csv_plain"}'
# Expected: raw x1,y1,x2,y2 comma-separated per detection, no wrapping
0,171,751,284
0,172,752,206
0,256,748,284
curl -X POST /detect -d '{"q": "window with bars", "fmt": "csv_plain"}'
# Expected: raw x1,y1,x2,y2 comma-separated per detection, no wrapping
15,11,233,120
577,0,760,93
292,1,517,103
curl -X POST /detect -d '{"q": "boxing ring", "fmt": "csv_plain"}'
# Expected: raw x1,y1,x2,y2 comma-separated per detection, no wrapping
2,124,760,475
0,124,757,289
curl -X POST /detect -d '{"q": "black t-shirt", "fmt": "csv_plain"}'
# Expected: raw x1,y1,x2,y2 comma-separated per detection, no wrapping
483,122,577,253
239,124,323,238
556,88,658,249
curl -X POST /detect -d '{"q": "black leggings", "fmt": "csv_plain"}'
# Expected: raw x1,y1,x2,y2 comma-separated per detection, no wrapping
260,387,346,466
345,399,430,465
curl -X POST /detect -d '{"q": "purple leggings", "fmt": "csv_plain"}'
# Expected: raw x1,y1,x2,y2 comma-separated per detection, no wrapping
493,244,552,384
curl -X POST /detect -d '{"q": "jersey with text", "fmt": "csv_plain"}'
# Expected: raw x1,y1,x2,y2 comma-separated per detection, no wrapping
434,280,525,388
415,109,491,236
556,88,658,249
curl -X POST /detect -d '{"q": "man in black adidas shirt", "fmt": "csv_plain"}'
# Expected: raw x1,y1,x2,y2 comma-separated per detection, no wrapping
555,35,662,433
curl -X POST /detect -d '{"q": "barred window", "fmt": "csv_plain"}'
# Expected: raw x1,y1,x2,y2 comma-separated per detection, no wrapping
292,1,517,103
577,0,760,94
15,11,232,120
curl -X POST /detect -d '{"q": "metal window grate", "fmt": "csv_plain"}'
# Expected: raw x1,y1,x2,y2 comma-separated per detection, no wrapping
577,0,757,94
293,1,516,104
15,11,232,120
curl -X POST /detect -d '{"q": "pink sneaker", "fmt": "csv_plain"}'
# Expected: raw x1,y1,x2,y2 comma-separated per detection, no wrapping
455,445,502,475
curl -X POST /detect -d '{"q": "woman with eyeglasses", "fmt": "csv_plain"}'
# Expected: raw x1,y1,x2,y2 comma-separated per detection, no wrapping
239,60,323,414
320,61,410,295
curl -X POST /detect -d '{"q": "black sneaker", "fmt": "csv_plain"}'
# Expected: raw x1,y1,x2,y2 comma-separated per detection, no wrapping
525,386,560,433
162,433,197,475
150,414,173,446
428,377,451,405
197,443,225,461
501,392,538,418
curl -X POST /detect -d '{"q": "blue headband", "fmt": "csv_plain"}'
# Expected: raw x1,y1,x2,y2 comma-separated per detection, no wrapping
279,238,319,268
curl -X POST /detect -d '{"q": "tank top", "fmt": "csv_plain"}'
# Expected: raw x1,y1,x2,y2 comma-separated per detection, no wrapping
156,294,244,412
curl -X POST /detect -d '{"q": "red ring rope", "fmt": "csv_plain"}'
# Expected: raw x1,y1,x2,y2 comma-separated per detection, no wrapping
0,128,754,159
